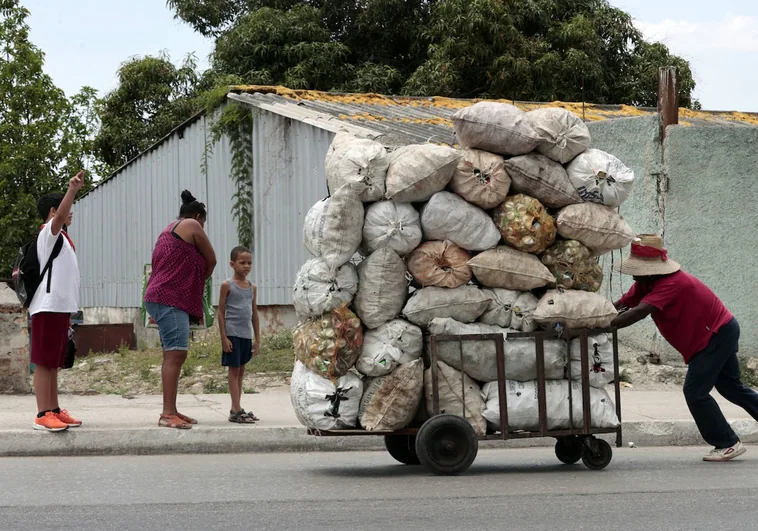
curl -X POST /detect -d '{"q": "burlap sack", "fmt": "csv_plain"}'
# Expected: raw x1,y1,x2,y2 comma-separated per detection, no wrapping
493,194,556,254
468,246,555,291
407,240,472,289
504,154,581,208
303,181,366,271
566,148,635,208
402,286,491,328
385,144,460,203
534,289,618,330
353,248,408,330
478,288,520,328
425,360,487,436
292,258,358,319
449,149,511,209
362,201,422,256
541,240,603,292
556,203,635,255
325,132,389,202
452,102,541,156
421,191,501,251
293,304,364,380
526,108,592,164
359,359,424,431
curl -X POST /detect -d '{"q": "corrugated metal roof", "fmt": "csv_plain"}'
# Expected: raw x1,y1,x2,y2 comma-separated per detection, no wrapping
229,85,758,144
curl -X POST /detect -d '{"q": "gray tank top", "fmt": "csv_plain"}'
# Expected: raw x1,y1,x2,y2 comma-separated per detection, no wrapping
224,279,254,339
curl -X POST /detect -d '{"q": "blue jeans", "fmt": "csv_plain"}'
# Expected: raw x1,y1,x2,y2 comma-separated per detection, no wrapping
684,318,758,448
144,302,190,351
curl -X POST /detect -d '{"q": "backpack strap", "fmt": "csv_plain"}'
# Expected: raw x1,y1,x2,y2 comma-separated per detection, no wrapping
41,235,65,294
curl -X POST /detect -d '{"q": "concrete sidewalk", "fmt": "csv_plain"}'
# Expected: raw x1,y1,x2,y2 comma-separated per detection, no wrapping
1,389,757,457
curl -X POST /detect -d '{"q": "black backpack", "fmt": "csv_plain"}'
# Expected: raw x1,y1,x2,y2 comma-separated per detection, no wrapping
11,232,64,308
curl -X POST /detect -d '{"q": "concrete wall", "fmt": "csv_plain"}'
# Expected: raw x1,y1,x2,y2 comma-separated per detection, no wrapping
0,285,30,394
664,125,758,359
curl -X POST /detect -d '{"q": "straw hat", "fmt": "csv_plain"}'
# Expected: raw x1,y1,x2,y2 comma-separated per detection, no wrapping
614,234,680,276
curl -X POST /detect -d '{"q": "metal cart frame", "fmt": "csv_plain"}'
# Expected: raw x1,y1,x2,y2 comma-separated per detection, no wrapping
308,328,623,475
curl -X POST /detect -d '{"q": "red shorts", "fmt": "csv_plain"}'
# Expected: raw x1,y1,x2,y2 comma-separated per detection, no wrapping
31,312,70,369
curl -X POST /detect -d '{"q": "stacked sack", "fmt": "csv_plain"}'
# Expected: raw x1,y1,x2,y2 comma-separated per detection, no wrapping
291,100,634,433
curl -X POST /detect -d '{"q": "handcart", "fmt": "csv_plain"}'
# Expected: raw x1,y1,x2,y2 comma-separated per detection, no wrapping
308,328,623,476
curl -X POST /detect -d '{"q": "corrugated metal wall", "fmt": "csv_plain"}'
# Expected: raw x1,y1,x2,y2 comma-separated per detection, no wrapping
73,104,330,309
251,110,333,304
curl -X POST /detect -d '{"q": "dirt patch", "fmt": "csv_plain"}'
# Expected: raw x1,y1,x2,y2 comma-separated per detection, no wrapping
58,329,294,396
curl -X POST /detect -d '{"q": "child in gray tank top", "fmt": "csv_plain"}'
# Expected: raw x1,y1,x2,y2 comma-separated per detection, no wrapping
217,246,260,423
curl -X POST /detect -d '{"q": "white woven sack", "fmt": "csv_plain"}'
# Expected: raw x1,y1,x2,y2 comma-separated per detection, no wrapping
481,380,620,431
292,258,358,319
353,248,408,329
385,144,460,203
421,191,501,251
452,102,541,156
290,361,363,430
468,246,555,291
510,292,538,332
478,288,520,328
325,132,389,202
359,359,424,431
362,201,422,256
566,148,635,208
356,319,423,377
526,108,591,164
303,181,366,271
569,333,615,388
428,318,565,382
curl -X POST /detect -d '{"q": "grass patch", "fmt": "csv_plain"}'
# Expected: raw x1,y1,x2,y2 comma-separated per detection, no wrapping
740,356,758,388
619,369,632,384
250,330,295,373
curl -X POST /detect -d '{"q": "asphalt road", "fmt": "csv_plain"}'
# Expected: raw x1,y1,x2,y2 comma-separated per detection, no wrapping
1,447,757,531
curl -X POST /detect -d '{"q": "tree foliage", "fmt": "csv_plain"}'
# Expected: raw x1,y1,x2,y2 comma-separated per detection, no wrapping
167,0,695,107
92,52,201,174
0,1,92,276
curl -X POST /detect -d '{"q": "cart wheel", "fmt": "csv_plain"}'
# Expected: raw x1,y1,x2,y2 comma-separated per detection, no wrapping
384,435,420,465
581,438,613,471
415,415,478,476
555,436,583,465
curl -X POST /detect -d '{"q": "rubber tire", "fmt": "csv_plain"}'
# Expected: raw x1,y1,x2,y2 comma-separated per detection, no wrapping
384,435,420,465
581,438,613,471
555,436,583,465
415,415,478,476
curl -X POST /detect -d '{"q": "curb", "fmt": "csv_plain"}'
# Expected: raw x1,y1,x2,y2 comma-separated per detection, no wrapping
2,420,758,458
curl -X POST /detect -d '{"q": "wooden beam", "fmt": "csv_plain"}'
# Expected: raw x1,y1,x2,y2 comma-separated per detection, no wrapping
657,66,680,147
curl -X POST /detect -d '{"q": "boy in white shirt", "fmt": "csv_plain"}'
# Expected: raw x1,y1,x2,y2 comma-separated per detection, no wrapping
30,171,84,432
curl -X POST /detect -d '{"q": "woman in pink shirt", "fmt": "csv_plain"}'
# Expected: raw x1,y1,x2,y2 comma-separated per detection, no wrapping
612,235,758,462
144,190,217,429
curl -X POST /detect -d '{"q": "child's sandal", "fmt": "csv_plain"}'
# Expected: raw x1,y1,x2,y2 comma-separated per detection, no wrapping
229,410,255,424
245,411,260,422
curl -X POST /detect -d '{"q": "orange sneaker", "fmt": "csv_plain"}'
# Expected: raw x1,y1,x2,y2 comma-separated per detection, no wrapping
55,409,82,427
33,412,69,432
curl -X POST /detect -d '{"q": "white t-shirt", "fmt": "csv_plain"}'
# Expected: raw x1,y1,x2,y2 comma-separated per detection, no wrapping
28,221,80,315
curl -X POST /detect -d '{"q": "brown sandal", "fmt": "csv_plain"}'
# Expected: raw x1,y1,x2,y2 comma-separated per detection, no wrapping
175,412,198,425
159,414,192,429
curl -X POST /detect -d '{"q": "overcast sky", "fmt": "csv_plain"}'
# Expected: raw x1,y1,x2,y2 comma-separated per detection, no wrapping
22,0,758,112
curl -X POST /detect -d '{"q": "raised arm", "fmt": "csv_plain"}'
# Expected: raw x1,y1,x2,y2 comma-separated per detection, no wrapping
51,171,84,236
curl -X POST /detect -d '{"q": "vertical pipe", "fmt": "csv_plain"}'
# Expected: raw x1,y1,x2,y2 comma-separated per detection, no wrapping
496,334,508,439
612,328,623,448
536,333,548,436
431,337,440,416
581,330,592,434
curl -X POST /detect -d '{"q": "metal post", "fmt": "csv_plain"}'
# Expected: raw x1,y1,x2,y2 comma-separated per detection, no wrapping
430,337,440,416
535,333,548,436
612,329,623,448
580,330,592,434
495,334,508,439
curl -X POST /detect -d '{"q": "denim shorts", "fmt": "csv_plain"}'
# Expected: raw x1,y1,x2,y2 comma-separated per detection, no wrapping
145,302,190,351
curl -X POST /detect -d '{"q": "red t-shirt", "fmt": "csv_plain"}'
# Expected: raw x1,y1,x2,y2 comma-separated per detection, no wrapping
618,271,733,363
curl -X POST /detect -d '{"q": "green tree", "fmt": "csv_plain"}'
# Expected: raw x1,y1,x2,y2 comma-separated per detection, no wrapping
0,0,90,276
92,52,201,174
169,0,695,106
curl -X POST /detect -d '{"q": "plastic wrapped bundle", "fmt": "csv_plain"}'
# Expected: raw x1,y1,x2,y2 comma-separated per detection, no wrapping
493,194,556,254
290,361,363,430
293,304,364,380
541,240,603,292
